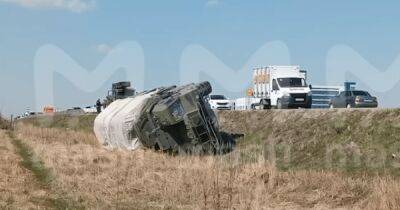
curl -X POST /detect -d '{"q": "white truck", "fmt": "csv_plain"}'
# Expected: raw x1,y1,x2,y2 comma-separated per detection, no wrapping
234,66,312,109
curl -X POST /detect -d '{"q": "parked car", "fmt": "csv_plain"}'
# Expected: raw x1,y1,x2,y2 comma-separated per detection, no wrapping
329,90,378,108
66,107,85,115
83,106,98,113
207,95,232,110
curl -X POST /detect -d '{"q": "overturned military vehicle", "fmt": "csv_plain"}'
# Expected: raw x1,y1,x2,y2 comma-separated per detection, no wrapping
94,81,228,153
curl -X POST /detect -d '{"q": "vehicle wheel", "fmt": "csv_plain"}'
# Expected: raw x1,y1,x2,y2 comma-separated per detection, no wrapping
154,143,160,151
262,105,269,110
277,99,282,109
346,104,352,109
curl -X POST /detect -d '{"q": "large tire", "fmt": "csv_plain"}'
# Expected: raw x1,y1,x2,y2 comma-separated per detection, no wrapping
260,99,271,109
277,99,283,109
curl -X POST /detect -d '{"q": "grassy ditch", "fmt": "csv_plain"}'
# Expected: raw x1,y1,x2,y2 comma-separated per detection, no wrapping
12,111,400,209
8,131,83,209
20,109,400,176
10,132,55,185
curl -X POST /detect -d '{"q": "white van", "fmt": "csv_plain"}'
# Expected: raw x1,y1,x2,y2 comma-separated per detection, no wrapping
235,66,312,109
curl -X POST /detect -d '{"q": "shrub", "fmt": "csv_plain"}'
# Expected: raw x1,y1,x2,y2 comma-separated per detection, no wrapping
0,115,11,130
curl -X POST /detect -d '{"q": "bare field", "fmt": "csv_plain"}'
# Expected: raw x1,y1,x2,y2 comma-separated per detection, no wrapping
3,109,400,209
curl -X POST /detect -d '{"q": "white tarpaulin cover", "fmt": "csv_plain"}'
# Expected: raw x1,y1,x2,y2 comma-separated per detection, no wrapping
94,91,156,150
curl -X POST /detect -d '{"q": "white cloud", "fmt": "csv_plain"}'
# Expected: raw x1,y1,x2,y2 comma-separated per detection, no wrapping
206,0,222,7
0,0,96,13
96,44,112,54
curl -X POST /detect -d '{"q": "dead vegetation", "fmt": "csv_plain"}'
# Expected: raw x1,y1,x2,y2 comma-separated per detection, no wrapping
10,131,84,209
0,130,50,209
20,114,96,133
9,109,400,209
0,115,11,130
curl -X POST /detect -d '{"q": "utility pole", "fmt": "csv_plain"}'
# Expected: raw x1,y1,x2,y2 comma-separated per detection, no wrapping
10,114,14,131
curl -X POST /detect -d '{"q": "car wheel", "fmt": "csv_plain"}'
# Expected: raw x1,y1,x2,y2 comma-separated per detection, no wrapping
346,104,352,109
277,99,282,109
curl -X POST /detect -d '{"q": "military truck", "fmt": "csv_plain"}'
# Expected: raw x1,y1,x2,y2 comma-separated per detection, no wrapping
104,81,136,107
94,81,230,154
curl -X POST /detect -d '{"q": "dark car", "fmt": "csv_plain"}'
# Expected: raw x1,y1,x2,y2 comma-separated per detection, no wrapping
329,90,378,108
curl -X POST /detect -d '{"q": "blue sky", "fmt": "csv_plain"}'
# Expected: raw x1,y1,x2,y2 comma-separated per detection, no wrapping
1,0,400,115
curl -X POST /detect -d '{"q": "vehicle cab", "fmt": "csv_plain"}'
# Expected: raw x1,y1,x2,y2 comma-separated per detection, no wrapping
269,67,312,109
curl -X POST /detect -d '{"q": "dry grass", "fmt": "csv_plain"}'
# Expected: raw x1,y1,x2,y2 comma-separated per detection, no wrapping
218,109,400,175
11,121,400,209
0,130,49,209
0,115,11,130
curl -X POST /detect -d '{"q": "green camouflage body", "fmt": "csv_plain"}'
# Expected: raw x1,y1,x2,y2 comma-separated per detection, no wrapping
132,82,222,152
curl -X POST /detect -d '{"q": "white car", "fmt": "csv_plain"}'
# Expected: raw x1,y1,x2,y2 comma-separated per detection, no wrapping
83,106,98,113
207,95,232,110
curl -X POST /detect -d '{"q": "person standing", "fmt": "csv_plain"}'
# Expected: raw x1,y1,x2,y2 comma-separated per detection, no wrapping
96,99,102,113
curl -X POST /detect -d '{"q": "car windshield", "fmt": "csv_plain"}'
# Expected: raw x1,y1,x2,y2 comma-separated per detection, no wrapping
277,78,307,87
352,91,371,97
210,95,226,100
